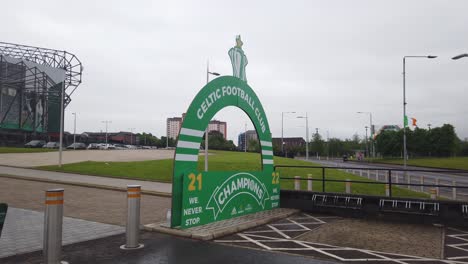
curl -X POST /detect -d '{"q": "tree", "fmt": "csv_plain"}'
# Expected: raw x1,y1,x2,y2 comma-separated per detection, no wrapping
247,139,260,152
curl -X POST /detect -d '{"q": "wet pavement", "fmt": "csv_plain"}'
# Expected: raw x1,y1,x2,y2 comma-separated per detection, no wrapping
1,231,336,264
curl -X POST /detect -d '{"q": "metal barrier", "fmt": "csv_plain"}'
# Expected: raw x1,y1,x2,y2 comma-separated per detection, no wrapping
275,165,468,200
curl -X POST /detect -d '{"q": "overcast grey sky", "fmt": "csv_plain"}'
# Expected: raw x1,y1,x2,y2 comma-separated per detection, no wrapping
2,0,468,143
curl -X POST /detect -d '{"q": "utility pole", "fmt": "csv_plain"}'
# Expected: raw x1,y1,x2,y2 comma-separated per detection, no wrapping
72,112,76,150
244,123,247,152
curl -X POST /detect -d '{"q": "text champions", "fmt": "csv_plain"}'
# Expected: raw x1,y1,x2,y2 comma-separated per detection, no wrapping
196,86,266,133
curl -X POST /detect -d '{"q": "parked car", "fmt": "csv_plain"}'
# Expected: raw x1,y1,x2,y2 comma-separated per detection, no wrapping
114,144,127,150
66,142,87,150
87,143,101,150
99,144,115,150
42,142,59,149
24,140,46,148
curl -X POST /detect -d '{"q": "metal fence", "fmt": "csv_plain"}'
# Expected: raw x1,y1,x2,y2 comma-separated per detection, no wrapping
275,165,468,200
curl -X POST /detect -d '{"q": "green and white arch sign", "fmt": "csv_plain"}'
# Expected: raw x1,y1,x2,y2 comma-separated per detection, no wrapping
171,76,280,228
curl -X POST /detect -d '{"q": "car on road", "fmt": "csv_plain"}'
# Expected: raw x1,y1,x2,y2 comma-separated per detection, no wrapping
343,154,348,162
42,142,59,149
66,143,87,150
24,140,46,148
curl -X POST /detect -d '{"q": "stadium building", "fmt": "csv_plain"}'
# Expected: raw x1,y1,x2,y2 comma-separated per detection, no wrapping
0,42,83,146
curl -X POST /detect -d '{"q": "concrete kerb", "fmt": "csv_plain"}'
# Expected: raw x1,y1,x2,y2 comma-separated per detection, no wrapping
144,208,300,241
0,174,171,198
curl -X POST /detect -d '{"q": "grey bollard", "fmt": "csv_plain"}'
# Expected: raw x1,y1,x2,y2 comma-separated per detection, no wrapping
385,184,390,197
43,189,67,264
307,174,313,191
430,189,437,199
294,176,301,190
420,176,424,192
375,170,379,181
121,185,144,250
453,180,457,200
407,173,411,189
345,179,351,194
395,172,399,184
367,170,370,179
359,170,363,177
435,178,440,196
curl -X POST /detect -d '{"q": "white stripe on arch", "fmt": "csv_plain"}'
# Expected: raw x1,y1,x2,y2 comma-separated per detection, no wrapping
177,141,200,149
175,154,199,162
180,128,204,138
260,141,272,147
262,150,273,156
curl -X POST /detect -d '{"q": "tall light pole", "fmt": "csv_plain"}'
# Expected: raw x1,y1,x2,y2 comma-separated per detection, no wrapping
102,120,112,143
297,113,309,160
315,128,319,159
281,111,296,154
205,60,220,171
357,111,374,158
403,55,437,170
364,126,369,157
58,82,65,167
128,128,135,145
326,130,330,159
72,112,76,150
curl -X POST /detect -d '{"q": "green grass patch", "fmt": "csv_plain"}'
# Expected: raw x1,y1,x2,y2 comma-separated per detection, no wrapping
371,157,468,170
38,150,428,199
0,147,57,154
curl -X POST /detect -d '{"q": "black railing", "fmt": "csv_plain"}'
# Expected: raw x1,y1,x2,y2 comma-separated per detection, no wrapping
274,165,468,198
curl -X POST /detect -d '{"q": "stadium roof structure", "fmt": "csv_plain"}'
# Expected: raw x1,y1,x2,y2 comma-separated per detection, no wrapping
0,41,83,106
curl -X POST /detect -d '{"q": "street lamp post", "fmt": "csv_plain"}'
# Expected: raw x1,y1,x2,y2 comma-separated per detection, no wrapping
102,120,112,143
58,82,65,167
315,128,319,159
452,53,468,60
326,130,330,159
403,55,437,170
364,126,369,157
72,112,76,150
205,60,220,171
357,111,374,158
281,111,296,154
297,113,309,160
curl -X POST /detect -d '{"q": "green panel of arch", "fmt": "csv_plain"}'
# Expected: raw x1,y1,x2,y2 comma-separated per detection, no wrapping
171,76,280,229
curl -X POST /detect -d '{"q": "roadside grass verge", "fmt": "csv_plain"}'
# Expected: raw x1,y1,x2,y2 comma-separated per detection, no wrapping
370,157,468,170
0,147,57,154
38,150,428,199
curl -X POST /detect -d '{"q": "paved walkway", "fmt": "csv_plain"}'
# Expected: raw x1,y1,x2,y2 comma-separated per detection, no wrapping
0,177,171,226
0,165,172,194
0,149,174,167
0,208,124,258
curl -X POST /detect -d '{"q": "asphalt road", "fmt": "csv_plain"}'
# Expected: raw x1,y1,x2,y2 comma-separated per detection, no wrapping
297,158,468,200
1,231,337,264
